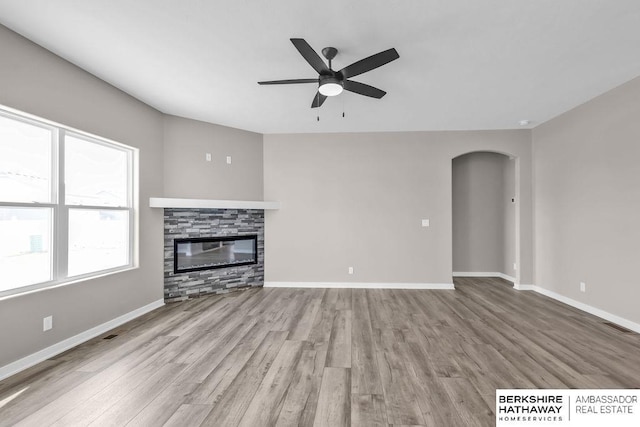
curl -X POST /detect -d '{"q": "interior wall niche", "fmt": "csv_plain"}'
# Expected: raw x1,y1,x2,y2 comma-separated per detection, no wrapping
163,208,264,302
452,151,516,278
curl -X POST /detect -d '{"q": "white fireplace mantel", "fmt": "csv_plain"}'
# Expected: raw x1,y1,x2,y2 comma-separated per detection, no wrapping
149,197,280,210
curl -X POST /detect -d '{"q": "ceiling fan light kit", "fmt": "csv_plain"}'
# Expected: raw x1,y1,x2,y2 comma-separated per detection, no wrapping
258,38,399,108
318,75,343,96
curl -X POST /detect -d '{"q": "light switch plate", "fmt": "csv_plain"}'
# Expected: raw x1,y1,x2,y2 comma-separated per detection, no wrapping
206,153,212,162
43,316,53,331
226,155,232,164
421,219,430,227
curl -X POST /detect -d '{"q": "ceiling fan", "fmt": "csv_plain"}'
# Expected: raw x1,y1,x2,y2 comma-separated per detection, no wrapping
258,38,399,108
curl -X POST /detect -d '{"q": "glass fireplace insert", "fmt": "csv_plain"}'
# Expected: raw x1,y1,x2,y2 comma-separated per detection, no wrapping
173,235,257,273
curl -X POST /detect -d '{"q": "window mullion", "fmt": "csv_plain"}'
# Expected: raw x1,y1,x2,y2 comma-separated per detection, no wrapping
50,128,59,283
56,130,68,280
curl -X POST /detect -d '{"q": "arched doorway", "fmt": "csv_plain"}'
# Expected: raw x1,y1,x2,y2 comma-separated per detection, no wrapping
452,151,517,283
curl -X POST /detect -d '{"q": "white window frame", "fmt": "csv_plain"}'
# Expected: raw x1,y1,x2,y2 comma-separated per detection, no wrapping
0,105,138,299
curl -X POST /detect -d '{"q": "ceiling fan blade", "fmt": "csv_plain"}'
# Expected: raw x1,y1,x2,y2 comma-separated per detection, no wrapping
290,38,330,75
311,92,327,108
339,48,399,79
343,80,387,98
258,78,318,85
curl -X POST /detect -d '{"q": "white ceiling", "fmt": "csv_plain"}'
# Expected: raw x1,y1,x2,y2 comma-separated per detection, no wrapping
1,1,640,134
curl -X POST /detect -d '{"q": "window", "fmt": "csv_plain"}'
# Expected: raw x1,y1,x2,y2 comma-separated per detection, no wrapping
0,107,136,297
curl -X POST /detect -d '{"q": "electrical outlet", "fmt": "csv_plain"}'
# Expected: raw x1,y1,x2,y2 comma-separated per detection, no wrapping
580,282,586,293
43,316,53,331
513,263,517,270
348,266,354,275
421,219,430,227
205,153,212,162
226,155,232,164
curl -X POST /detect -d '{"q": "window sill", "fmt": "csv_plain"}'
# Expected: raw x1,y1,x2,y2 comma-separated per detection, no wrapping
0,266,139,302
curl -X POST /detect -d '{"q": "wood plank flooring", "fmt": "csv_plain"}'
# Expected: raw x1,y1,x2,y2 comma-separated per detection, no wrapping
2,277,640,426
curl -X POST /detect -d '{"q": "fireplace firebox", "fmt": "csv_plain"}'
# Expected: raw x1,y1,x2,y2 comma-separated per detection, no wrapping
173,235,258,273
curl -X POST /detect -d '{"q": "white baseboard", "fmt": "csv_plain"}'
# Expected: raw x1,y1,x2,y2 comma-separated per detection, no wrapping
0,299,165,382
521,286,640,334
453,272,515,283
513,283,535,290
264,282,455,290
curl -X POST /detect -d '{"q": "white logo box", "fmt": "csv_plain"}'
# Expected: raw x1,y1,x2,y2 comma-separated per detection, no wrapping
496,389,640,426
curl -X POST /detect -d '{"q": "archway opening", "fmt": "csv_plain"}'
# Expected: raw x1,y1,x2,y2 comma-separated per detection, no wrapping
452,151,516,283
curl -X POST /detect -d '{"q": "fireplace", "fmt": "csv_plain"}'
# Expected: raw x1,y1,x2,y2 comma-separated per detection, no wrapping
164,208,264,302
173,235,258,273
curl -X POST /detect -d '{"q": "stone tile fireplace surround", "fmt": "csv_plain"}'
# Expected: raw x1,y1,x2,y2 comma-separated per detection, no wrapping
163,208,264,302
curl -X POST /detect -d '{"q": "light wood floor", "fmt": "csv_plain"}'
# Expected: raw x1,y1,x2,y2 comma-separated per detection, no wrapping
2,278,640,426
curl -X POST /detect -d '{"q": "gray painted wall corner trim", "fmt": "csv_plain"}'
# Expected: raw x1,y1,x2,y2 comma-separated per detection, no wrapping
0,299,165,382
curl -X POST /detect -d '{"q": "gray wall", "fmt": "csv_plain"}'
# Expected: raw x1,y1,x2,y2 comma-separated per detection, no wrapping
0,25,165,367
264,131,533,285
163,115,263,200
533,75,640,324
452,152,515,275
